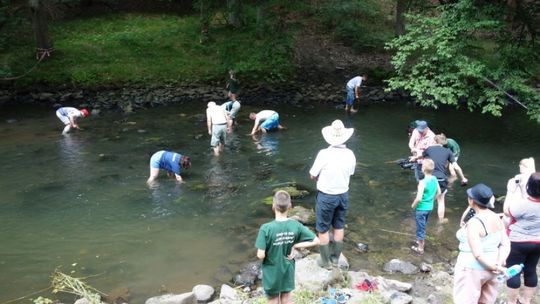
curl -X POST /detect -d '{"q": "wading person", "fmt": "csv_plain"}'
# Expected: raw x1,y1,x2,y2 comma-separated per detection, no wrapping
503,172,540,304
249,110,284,135
410,159,441,255
309,119,356,268
437,134,468,185
344,74,367,113
408,120,435,181
55,107,89,135
206,101,232,156
147,150,191,184
422,134,467,223
226,69,239,102
453,183,510,304
221,99,241,126
255,190,320,304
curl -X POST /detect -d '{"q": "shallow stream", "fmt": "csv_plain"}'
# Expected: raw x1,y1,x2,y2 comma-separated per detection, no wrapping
0,102,538,302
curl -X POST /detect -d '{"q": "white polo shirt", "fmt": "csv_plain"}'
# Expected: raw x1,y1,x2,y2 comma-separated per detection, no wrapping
206,105,228,124
346,76,363,89
309,145,356,195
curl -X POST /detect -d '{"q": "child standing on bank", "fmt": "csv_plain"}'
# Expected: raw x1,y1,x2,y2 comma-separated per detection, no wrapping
255,190,320,304
410,159,441,255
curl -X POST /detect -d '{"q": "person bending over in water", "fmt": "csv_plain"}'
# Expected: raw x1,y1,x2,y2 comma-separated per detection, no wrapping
249,110,284,135
147,150,191,184
56,107,89,135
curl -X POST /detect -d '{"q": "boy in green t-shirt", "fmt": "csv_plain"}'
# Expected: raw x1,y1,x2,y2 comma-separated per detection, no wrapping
255,190,320,304
410,159,441,255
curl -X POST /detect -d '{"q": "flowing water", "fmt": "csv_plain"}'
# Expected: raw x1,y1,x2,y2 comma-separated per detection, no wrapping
0,102,539,302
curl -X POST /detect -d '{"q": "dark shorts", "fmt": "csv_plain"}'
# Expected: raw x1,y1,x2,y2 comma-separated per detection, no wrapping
437,178,448,193
315,191,348,233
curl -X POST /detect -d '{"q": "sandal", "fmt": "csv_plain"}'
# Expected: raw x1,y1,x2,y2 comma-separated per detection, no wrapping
411,245,424,255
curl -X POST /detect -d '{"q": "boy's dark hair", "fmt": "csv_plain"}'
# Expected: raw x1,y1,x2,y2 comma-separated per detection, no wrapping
527,172,540,198
180,155,191,169
273,190,291,213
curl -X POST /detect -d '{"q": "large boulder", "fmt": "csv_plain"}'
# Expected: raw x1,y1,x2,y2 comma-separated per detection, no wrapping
295,254,348,291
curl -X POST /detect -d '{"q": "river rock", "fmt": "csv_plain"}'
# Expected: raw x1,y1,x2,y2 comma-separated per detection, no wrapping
145,292,196,304
295,254,347,291
288,206,315,225
272,186,309,199
382,290,413,304
104,286,130,304
420,263,432,273
218,284,241,303
192,284,214,302
383,259,418,274
355,243,369,253
233,261,261,287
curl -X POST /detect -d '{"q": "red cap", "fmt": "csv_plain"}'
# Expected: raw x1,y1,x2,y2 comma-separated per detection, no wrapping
80,109,89,117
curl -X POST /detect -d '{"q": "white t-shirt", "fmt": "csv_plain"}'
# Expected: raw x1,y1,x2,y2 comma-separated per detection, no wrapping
346,76,363,89
256,110,277,121
309,145,356,195
206,105,228,124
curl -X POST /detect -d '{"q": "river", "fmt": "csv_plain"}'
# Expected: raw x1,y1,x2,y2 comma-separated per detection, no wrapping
0,102,538,303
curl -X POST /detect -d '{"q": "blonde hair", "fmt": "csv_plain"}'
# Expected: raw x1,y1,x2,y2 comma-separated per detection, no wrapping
434,133,448,145
273,190,291,213
422,159,435,175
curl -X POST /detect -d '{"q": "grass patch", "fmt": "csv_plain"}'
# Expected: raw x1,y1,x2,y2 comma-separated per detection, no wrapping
1,12,294,87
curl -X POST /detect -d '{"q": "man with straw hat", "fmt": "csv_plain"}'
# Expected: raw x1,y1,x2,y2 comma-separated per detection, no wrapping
309,119,356,268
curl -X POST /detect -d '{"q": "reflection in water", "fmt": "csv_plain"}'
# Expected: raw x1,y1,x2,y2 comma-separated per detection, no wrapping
252,134,279,156
205,157,238,207
149,182,183,218
58,135,87,179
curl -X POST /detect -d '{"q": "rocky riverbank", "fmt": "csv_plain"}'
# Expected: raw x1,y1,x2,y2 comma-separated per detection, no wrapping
0,81,411,114
70,250,522,304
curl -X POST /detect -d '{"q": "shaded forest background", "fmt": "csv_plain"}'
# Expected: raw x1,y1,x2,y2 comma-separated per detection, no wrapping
0,0,539,121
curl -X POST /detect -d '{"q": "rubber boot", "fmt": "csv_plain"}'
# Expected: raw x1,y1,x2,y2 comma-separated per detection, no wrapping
520,286,536,304
330,241,344,265
506,287,519,304
317,244,332,269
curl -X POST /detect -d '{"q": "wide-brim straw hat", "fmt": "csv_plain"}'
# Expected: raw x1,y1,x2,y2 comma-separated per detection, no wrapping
322,119,354,146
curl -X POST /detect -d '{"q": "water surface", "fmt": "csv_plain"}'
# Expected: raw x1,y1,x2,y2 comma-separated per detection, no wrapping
0,102,538,302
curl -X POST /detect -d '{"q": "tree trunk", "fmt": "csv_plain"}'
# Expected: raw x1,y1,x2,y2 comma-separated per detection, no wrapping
395,0,406,36
256,0,265,36
227,0,242,28
199,0,210,44
29,0,53,59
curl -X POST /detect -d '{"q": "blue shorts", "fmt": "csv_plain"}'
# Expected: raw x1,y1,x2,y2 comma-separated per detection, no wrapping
315,191,348,233
345,87,355,106
260,113,280,131
150,151,165,169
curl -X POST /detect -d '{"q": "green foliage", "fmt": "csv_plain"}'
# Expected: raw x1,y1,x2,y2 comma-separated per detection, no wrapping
315,0,393,52
385,0,540,122
1,10,294,86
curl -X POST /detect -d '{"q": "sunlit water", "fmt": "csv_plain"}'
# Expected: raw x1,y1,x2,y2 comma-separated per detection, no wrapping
1,102,539,302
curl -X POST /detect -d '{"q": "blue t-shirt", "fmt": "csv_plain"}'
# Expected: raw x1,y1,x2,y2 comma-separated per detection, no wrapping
159,151,182,175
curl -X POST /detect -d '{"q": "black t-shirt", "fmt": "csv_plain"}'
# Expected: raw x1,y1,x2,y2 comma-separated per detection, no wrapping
423,145,455,180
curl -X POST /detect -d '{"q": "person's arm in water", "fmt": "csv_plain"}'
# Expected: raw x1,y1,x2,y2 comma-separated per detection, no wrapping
250,117,261,135
174,173,183,183
69,114,81,130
